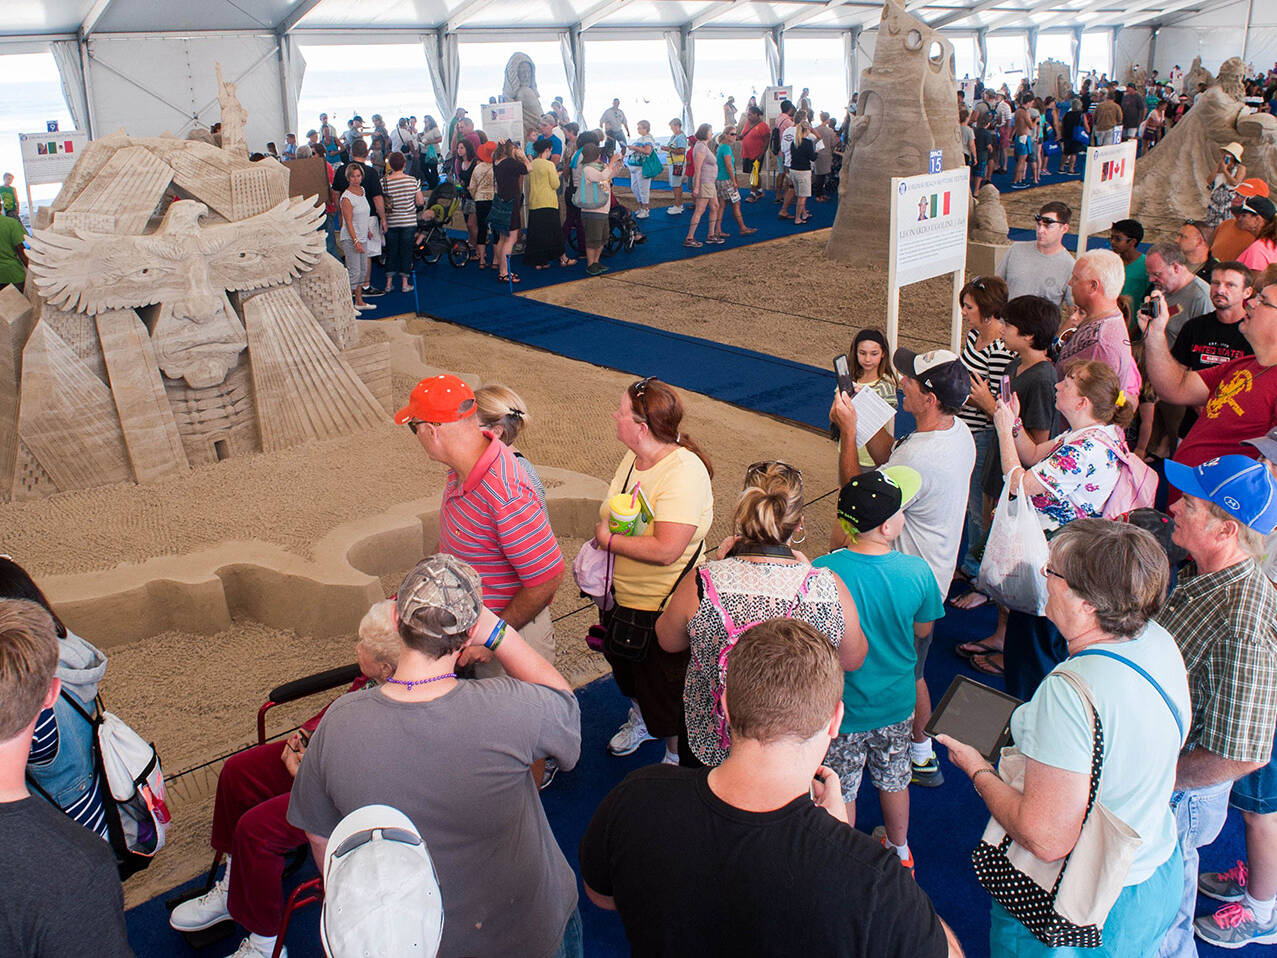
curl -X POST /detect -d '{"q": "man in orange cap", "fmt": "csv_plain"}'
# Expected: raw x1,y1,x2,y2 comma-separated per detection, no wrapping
395,375,565,683
1213,179,1272,262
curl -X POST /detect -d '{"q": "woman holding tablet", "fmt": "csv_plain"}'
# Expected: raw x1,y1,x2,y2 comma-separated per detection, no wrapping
939,519,1188,957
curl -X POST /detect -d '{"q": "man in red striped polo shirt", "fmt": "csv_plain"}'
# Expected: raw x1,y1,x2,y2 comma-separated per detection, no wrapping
395,375,565,675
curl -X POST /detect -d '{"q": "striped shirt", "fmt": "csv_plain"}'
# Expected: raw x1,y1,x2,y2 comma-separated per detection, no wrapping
29,706,109,840
383,174,420,229
956,329,1016,432
1156,558,1277,764
439,434,565,609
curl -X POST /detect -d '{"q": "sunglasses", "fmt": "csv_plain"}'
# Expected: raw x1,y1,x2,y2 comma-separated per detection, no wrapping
631,377,655,422
331,825,423,860
406,419,432,435
1034,215,1063,227
744,460,804,491
969,275,987,290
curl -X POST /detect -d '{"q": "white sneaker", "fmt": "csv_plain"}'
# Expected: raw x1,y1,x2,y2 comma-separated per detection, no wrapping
354,303,376,311
636,208,649,219
666,205,682,215
608,707,656,756
231,937,286,958
169,869,231,932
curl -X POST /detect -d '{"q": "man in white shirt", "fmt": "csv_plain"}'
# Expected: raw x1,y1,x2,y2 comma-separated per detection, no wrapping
830,349,975,789
601,99,630,149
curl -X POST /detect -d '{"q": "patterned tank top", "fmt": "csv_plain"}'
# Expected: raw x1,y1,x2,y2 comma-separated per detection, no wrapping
684,557,845,767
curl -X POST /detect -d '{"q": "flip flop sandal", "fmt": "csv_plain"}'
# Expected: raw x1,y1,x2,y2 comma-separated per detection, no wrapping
970,652,1005,677
955,639,1002,659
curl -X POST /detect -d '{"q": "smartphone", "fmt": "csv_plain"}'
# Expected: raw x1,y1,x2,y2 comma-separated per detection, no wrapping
999,375,1011,404
833,353,853,394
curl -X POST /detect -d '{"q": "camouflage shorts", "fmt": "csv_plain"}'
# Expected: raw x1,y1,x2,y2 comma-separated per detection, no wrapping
823,715,914,801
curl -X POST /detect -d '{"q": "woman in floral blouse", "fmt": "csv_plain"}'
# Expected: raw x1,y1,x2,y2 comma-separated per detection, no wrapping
990,359,1137,699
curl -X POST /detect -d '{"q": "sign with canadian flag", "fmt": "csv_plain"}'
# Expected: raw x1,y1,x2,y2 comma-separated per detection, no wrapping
1078,140,1137,247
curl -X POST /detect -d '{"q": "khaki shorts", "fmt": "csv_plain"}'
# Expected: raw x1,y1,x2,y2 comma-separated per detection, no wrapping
695,179,716,200
789,168,813,198
473,606,555,678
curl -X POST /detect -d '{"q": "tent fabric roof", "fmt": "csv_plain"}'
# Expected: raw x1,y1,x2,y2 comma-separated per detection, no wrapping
0,0,1228,38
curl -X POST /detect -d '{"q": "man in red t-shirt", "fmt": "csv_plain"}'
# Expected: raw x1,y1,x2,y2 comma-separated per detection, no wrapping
739,106,769,202
1144,276,1277,469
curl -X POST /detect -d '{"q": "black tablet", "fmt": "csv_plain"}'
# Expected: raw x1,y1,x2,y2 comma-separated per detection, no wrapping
924,675,1022,762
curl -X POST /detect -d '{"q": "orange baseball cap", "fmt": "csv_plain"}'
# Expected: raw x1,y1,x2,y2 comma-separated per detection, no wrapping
394,375,476,424
476,141,496,163
1234,178,1270,198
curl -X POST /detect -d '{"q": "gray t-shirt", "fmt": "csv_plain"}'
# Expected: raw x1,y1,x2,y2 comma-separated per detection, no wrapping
997,241,1076,304
1164,275,1213,345
288,678,581,958
887,418,977,594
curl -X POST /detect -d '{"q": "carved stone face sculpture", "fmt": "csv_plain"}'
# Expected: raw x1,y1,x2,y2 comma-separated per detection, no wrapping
28,198,324,387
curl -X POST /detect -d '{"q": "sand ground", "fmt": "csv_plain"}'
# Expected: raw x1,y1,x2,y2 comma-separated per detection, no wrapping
2,179,1094,909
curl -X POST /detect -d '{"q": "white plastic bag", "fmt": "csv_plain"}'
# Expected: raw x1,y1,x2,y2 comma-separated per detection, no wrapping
976,475,1050,615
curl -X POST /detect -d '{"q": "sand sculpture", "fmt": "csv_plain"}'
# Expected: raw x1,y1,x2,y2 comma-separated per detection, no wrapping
1034,60,1073,102
504,53,545,136
1133,57,1277,220
4,82,392,502
826,0,964,266
969,185,1011,244
1184,57,1215,94
1123,64,1149,90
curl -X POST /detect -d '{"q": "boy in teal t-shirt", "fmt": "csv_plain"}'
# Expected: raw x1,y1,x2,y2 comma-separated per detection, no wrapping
813,466,944,874
0,173,18,218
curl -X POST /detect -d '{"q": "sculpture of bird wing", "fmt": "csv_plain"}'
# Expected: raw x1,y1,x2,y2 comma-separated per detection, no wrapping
26,229,181,315
202,197,325,292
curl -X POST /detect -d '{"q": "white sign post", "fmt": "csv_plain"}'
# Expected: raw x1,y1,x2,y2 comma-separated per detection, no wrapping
762,86,792,123
481,102,525,146
1076,140,1137,249
887,166,971,353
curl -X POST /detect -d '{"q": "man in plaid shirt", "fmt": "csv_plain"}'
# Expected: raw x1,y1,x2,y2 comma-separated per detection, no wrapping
1155,456,1277,956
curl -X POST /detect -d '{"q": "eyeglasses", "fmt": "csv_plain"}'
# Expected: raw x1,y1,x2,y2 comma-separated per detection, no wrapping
1041,564,1069,583
1034,215,1063,227
744,460,804,491
631,377,654,422
1248,293,1277,311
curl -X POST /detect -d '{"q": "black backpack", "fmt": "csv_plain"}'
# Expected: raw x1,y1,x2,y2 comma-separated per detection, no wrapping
769,125,782,155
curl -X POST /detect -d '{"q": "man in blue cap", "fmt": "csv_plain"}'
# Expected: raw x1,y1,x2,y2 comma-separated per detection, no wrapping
1155,455,1277,956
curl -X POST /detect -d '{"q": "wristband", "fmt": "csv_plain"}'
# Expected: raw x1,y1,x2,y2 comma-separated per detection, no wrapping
972,767,999,788
484,619,508,651
1012,417,1023,438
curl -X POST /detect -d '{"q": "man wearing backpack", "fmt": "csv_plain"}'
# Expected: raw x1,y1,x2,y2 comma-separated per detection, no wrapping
0,599,132,957
772,100,795,204
813,467,944,875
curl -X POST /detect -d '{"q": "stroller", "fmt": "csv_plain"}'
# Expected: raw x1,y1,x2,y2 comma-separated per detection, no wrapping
414,180,469,268
570,194,647,258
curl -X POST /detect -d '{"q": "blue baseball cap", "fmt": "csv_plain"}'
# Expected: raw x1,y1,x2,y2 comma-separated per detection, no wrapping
1165,455,1277,535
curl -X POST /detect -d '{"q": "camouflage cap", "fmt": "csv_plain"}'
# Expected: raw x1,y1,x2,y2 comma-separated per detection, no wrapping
395,554,483,640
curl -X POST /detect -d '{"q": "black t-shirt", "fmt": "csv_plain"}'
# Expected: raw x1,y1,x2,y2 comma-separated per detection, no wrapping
984,356,1057,498
579,766,948,958
494,157,525,202
1170,310,1254,437
0,797,132,957
789,138,817,172
1195,257,1220,283
331,160,383,200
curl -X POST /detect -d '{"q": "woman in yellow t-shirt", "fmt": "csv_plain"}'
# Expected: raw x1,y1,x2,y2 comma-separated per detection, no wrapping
594,378,714,764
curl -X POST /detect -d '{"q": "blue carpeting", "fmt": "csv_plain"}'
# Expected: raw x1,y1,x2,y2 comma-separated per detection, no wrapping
126,593,1255,957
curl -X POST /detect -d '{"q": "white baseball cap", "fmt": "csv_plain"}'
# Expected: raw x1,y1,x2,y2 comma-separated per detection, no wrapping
321,805,444,958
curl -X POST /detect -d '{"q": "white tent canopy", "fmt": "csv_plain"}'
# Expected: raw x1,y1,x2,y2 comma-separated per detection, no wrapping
2,0,1274,145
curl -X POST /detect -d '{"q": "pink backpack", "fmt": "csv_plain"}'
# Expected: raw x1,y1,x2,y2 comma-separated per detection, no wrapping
1085,427,1157,518
702,565,822,749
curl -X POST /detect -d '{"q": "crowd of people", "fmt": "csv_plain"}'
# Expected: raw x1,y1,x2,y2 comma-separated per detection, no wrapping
7,67,1277,958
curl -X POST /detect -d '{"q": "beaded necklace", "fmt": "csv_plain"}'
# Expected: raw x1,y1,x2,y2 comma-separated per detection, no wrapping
384,673,456,690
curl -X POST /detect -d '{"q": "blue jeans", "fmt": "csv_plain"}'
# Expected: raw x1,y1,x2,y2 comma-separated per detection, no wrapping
1003,612,1068,701
324,212,340,258
1158,781,1232,958
554,906,583,958
961,427,996,578
990,847,1181,956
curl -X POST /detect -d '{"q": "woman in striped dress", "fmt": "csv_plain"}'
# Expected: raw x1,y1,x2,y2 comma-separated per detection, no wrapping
382,151,424,293
951,275,1015,590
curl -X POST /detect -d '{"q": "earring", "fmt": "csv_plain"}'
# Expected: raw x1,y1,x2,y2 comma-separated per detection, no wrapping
792,527,807,545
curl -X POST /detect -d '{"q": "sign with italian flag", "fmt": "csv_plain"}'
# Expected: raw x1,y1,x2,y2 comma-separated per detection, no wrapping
891,167,969,287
